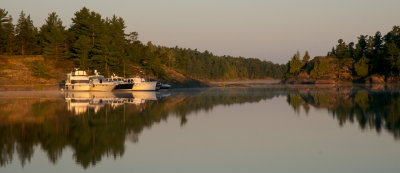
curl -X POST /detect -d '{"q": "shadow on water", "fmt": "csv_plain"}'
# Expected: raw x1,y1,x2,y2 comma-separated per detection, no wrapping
0,85,400,168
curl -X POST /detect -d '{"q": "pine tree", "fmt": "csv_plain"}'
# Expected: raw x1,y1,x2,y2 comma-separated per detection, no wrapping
386,41,399,73
0,9,9,54
303,51,310,62
335,39,348,59
73,35,91,68
288,51,303,75
15,11,37,55
102,15,126,74
354,35,367,60
354,54,369,77
40,12,66,61
3,15,14,55
371,31,383,74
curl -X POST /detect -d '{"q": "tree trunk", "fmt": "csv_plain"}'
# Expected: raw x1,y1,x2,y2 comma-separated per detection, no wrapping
8,35,13,55
21,44,24,55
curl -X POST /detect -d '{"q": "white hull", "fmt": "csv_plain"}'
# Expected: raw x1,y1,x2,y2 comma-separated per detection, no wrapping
131,82,157,91
90,83,116,91
65,84,91,91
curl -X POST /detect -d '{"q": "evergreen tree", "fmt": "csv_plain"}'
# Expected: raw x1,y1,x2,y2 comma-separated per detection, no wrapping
302,51,310,62
69,7,104,63
73,35,91,68
354,54,369,77
3,15,14,55
371,31,383,73
0,9,9,54
354,35,367,60
288,51,303,76
101,15,126,74
15,11,37,55
40,12,66,61
335,39,348,59
348,42,355,58
386,41,399,73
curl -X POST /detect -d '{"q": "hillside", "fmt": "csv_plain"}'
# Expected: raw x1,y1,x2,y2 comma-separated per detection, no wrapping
0,7,286,88
284,56,354,84
0,55,208,90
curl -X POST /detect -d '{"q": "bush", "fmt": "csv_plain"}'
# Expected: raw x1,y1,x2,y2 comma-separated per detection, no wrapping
31,61,55,79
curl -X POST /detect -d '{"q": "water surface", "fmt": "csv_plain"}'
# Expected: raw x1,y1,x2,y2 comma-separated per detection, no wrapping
0,86,399,173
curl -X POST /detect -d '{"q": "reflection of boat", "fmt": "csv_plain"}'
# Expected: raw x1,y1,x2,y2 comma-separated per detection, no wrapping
129,91,157,104
89,70,117,91
64,91,161,115
65,69,91,91
64,92,119,115
113,91,158,105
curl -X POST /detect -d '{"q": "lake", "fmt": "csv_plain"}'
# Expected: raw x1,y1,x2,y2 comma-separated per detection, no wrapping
0,86,399,173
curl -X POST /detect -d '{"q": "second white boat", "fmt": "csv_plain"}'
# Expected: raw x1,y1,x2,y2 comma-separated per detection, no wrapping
89,70,117,91
126,77,157,91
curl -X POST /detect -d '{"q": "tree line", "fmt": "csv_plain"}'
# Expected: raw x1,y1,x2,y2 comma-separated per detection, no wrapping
286,26,400,78
327,26,400,77
0,8,286,80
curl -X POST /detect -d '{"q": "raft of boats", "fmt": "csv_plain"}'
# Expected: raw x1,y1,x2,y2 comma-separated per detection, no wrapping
64,69,171,91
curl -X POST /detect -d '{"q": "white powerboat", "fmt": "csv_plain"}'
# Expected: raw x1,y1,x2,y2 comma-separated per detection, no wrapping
65,69,91,91
89,70,116,91
128,77,157,91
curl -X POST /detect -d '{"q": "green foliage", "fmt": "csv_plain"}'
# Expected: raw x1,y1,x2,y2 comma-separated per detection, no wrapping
15,11,39,55
287,51,303,76
31,60,55,79
73,35,91,68
354,55,369,77
310,59,330,78
0,9,9,54
302,51,310,62
40,12,67,61
335,39,349,58
324,26,400,77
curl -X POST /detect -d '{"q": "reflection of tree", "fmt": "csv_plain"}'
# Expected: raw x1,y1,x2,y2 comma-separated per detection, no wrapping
4,87,399,169
286,88,400,139
0,88,282,168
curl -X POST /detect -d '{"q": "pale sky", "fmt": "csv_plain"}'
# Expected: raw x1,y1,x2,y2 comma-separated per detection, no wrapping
2,0,400,63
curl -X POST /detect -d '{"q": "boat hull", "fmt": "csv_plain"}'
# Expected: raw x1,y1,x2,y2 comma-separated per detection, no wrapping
90,83,116,91
131,82,157,91
65,84,91,91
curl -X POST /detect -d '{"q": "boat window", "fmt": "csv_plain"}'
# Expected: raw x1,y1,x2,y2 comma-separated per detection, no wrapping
71,80,89,84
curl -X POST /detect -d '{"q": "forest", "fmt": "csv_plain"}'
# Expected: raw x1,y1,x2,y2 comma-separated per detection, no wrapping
286,25,400,80
0,8,286,80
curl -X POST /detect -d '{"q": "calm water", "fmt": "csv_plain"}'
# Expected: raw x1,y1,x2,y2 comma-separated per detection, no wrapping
0,86,400,173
